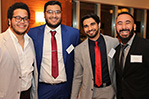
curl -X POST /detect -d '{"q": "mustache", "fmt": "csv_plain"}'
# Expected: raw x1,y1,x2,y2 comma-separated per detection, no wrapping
119,29,130,32
86,29,96,34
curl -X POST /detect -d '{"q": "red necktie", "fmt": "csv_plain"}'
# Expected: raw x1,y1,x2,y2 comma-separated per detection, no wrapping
95,41,102,87
50,31,59,79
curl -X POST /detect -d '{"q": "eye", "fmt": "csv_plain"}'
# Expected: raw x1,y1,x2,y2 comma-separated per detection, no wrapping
24,17,29,22
117,21,122,25
90,22,96,26
55,10,61,14
126,20,131,24
83,25,88,28
15,16,21,20
46,10,53,14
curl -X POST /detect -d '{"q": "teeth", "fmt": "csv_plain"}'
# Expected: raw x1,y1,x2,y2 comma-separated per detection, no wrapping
51,18,57,21
122,31,128,33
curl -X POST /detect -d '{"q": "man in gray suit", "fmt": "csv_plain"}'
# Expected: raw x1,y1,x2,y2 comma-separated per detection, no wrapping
71,13,119,99
0,2,38,99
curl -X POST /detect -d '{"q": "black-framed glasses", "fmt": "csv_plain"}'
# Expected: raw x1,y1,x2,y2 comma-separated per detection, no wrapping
46,10,61,15
12,16,29,23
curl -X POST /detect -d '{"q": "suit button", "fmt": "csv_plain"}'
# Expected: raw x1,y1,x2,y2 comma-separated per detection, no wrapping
19,76,21,79
91,89,93,91
17,91,20,94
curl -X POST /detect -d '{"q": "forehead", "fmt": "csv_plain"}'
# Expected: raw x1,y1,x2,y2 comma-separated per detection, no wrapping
46,5,61,10
13,9,28,16
116,14,134,22
83,18,96,25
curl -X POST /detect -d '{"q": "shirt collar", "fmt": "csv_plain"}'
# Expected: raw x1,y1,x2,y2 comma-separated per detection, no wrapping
121,33,136,47
45,24,61,34
88,33,103,45
8,27,30,43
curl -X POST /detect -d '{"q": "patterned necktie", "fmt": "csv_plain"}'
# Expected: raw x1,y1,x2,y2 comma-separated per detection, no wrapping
50,31,59,79
95,41,102,87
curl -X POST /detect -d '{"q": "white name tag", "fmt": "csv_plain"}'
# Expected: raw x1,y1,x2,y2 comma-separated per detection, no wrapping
66,44,74,54
108,48,116,58
130,55,142,63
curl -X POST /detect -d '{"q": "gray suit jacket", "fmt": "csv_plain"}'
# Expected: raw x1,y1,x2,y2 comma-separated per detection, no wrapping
0,29,38,99
71,34,119,99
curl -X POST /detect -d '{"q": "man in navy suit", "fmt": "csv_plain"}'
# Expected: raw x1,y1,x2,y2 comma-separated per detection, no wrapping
28,1,80,99
115,12,149,99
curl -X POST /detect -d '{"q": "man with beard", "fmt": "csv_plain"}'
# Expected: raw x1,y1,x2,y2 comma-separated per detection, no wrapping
28,1,80,99
114,12,149,99
0,2,38,99
71,13,119,99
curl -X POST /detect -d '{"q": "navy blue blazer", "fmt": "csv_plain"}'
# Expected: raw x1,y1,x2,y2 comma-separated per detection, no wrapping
28,24,80,97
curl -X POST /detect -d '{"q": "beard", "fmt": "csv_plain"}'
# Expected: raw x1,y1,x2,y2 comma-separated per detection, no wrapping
11,24,27,35
116,27,134,44
46,17,62,29
86,28,99,38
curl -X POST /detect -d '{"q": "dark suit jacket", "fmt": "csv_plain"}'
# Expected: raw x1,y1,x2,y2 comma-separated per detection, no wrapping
28,24,80,98
115,35,149,99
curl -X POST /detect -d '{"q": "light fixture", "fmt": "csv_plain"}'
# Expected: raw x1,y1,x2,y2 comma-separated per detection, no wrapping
35,12,45,23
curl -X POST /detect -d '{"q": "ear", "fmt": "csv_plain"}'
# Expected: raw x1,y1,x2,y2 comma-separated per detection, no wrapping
114,24,117,34
44,12,46,18
134,23,136,31
8,19,11,26
98,22,101,28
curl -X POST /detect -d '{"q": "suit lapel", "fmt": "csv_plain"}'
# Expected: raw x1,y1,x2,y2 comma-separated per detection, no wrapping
115,44,123,75
3,30,21,72
102,35,111,72
83,39,94,77
36,25,45,72
61,25,68,63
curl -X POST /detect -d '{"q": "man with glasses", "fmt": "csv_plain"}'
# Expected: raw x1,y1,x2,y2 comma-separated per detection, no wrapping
28,1,80,99
0,2,38,99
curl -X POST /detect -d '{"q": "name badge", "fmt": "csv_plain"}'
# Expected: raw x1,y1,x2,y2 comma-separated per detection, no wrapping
66,44,74,54
130,55,142,63
108,48,116,58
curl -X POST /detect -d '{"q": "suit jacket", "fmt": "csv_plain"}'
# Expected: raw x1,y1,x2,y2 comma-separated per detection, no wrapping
115,35,149,99
28,24,80,97
0,29,38,99
71,34,119,99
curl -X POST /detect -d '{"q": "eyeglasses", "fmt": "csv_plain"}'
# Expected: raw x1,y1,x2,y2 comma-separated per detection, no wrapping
12,16,29,23
46,10,61,15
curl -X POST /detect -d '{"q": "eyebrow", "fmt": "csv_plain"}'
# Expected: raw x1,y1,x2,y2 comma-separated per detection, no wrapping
117,20,131,24
83,22,96,27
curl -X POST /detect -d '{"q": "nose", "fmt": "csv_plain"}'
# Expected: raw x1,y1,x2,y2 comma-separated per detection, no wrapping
51,12,56,17
88,25,92,31
20,19,25,23
122,23,126,29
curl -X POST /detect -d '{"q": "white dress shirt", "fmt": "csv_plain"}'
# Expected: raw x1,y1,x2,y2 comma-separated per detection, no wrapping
39,25,67,84
9,28,34,91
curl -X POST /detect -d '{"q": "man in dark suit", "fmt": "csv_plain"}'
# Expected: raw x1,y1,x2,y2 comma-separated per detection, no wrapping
28,1,80,99
115,12,149,99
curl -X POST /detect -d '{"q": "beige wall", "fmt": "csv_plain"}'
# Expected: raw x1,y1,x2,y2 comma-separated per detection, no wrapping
76,0,149,9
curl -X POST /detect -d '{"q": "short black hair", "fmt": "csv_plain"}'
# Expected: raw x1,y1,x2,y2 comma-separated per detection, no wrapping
81,13,101,27
44,1,62,12
116,12,135,22
7,2,30,20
